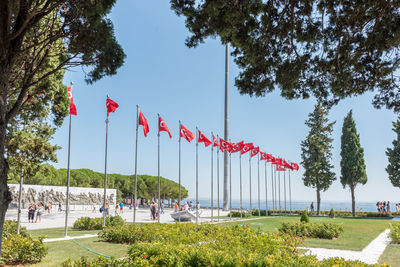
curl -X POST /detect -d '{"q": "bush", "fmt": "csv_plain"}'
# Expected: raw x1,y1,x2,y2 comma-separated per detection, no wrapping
300,210,310,223
73,216,124,230
2,220,28,237
228,210,252,218
1,234,47,265
279,222,344,239
329,208,335,218
390,223,400,244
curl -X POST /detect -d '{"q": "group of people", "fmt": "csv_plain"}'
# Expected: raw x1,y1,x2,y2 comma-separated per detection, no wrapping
376,201,395,214
173,201,200,212
27,202,43,223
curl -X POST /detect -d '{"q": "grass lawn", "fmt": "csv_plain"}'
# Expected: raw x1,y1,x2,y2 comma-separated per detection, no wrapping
379,244,400,267
227,216,392,250
28,227,100,239
33,237,130,267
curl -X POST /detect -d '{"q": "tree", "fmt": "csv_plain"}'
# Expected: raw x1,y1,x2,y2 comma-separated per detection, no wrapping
301,102,336,215
170,1,400,111
386,116,400,189
340,110,367,217
0,1,125,253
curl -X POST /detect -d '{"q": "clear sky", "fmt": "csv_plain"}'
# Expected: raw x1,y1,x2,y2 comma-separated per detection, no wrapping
52,1,399,203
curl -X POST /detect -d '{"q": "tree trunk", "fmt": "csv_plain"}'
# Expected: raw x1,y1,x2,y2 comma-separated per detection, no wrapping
350,185,356,217
316,189,321,216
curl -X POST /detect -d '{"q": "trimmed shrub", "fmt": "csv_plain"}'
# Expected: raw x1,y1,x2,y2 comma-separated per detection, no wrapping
329,208,335,218
2,220,28,237
390,223,400,244
279,222,344,239
228,210,252,218
300,210,310,223
73,216,124,230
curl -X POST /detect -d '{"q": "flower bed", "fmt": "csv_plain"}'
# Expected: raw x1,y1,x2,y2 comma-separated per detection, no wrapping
279,222,344,239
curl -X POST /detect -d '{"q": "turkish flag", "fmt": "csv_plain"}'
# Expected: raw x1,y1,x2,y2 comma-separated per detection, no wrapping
219,138,233,153
276,164,286,171
180,124,195,142
283,160,292,169
272,157,283,166
240,143,254,155
231,141,244,153
138,110,149,137
159,116,172,138
213,135,220,148
198,130,212,147
106,97,119,117
260,152,268,160
67,85,77,116
250,146,260,158
291,162,299,171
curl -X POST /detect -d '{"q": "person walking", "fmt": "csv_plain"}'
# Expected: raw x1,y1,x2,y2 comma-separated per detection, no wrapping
35,202,43,223
161,201,164,214
174,202,178,212
28,203,35,223
119,202,123,214
310,202,314,212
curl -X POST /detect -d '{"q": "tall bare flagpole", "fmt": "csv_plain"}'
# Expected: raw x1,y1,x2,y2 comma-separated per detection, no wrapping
133,105,139,223
284,168,287,212
195,127,199,224
229,139,232,220
157,114,161,223
271,162,275,212
289,167,292,213
211,132,214,221
103,111,109,226
178,121,182,222
249,154,252,210
278,170,281,212
64,112,72,235
257,153,261,216
239,154,243,218
274,166,277,212
17,166,23,234
264,161,268,216
223,43,230,211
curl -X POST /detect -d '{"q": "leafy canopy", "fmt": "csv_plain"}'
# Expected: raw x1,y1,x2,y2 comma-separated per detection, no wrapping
386,115,400,189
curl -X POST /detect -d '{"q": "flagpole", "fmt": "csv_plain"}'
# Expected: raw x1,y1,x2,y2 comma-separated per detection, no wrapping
249,154,252,211
64,111,72,236
284,168,287,212
239,154,242,219
211,132,214,222
229,139,232,220
17,166,23,234
195,127,199,224
217,135,220,220
157,114,161,223
103,114,109,227
274,166,277,212
278,170,281,212
223,43,229,212
271,163,274,212
289,168,292,214
264,161,268,216
178,121,182,222
257,153,260,216
133,105,139,224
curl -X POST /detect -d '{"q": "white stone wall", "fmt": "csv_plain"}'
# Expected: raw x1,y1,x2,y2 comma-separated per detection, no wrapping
9,184,116,210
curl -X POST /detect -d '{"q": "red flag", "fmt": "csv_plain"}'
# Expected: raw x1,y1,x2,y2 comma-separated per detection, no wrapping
219,138,233,152
267,155,276,163
250,146,260,158
213,135,220,148
291,162,299,171
240,143,254,155
283,160,292,169
138,110,149,137
231,141,244,153
159,116,172,138
260,152,268,160
198,130,212,147
106,97,119,117
272,157,283,166
180,124,195,142
67,85,77,116
276,164,286,171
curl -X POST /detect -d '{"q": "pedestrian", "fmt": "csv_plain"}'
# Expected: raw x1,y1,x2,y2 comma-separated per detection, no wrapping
28,203,35,223
310,202,314,212
35,202,43,223
48,202,52,213
174,202,178,212
104,200,110,217
119,202,124,214
58,202,62,212
387,201,391,215
115,204,119,216
150,201,156,220
161,201,164,214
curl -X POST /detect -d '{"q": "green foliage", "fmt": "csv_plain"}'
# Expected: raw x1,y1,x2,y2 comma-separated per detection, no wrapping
73,216,124,231
386,115,400,189
229,210,252,218
329,208,335,218
2,220,28,237
301,103,336,214
390,223,400,244
340,110,367,216
170,1,400,112
8,165,187,201
300,210,310,223
279,222,344,239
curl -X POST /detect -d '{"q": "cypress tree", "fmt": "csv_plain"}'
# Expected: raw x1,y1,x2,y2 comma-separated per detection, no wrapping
340,110,367,217
386,116,400,189
301,102,336,215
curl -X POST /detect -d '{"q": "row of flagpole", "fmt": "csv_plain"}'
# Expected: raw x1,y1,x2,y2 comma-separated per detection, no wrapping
62,83,300,236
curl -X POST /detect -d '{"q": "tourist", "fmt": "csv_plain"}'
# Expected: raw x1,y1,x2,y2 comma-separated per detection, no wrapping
58,202,62,212
150,201,156,220
184,202,189,211
119,201,124,214
196,202,200,211
154,202,159,219
28,203,35,223
115,204,119,216
161,201,164,214
104,200,110,217
383,201,387,213
35,202,43,223
310,202,314,212
376,202,380,213
48,202,52,213
397,203,400,213
174,202,178,212
387,201,391,215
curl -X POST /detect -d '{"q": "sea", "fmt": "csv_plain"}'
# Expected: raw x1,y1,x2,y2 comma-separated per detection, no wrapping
182,199,400,213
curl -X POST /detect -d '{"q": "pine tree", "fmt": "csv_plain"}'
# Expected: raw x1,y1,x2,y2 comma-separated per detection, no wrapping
386,116,400,189
301,102,336,215
340,110,367,217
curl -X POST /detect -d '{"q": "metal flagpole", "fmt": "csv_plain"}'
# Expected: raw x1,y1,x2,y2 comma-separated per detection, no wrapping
289,168,292,214
223,43,230,211
103,114,109,227
264,161,268,216
17,166,24,234
133,105,139,224
157,114,161,223
211,132,214,222
274,167,277,212
257,153,260,216
278,170,281,212
271,163,274,212
229,139,232,220
195,127,199,224
217,134,220,220
64,112,72,235
239,154,242,219
178,121,182,222
249,154,252,210
284,168,287,212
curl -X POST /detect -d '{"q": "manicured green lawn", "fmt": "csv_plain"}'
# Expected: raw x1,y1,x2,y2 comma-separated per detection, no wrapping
379,244,400,267
33,237,130,267
29,227,100,239
227,216,392,250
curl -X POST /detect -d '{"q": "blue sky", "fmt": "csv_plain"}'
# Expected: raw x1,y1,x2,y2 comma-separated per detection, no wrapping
53,1,399,203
